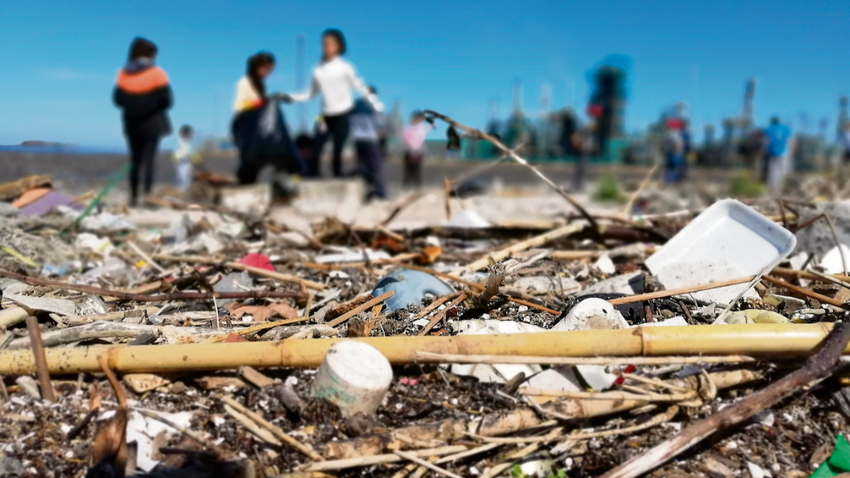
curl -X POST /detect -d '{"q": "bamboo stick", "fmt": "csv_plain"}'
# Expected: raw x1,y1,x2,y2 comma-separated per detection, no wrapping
304,446,466,472
415,352,755,365
521,388,696,402
450,224,583,276
762,275,850,309
26,317,55,402
607,276,756,305
326,291,394,327
153,254,325,290
0,323,839,376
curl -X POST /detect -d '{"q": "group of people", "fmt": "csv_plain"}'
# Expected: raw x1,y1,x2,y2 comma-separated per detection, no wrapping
113,30,433,206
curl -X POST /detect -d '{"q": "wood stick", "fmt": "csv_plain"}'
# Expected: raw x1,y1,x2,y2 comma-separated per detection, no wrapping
450,224,582,276
414,352,756,365
601,323,850,478
25,317,55,402
153,254,325,290
326,291,394,327
103,281,162,303
221,395,323,461
304,446,466,472
414,292,463,319
771,267,850,284
417,293,467,336
391,262,559,315
424,110,600,233
393,450,464,478
0,268,306,302
762,275,850,309
205,316,310,343
520,388,696,402
434,443,501,465
126,240,166,274
607,276,756,305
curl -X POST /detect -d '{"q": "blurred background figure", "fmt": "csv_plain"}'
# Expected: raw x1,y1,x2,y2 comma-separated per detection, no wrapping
573,121,595,191
231,52,303,194
113,37,173,206
841,122,850,165
402,111,434,188
285,29,383,177
662,118,686,183
172,125,200,191
763,116,792,190
349,86,386,200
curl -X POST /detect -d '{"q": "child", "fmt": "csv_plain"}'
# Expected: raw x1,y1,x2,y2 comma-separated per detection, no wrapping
284,29,383,177
172,125,201,190
349,86,386,200
402,111,434,188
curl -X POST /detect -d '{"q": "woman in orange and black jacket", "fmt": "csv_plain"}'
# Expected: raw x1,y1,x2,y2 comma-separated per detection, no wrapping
113,37,173,206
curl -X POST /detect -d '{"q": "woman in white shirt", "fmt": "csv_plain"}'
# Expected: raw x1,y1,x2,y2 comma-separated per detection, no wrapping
284,29,383,177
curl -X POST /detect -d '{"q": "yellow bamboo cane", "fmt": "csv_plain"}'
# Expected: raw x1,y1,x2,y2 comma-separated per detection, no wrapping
0,323,836,376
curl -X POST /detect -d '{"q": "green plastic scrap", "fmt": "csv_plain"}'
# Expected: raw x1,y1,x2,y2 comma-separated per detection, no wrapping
811,435,850,478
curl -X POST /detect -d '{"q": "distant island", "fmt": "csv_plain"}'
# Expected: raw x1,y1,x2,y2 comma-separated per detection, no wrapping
19,140,74,148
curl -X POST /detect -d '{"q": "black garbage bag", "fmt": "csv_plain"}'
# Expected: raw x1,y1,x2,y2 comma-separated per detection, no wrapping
231,99,304,184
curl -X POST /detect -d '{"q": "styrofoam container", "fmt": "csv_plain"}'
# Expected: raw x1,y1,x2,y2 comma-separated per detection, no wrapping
645,199,796,305
311,341,393,417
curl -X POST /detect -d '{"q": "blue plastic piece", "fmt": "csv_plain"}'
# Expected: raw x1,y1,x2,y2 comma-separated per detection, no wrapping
372,269,455,312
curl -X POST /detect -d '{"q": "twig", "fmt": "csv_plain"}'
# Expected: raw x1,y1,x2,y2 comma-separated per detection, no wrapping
621,163,658,217
135,408,223,456
601,323,850,478
471,406,678,444
451,224,582,276
434,443,502,464
126,240,166,274
205,316,309,343
824,212,848,277
417,293,467,336
414,352,756,365
607,276,756,305
762,275,850,309
424,110,600,233
521,388,696,402
326,291,394,327
222,395,323,461
0,268,306,302
391,262,559,315
414,292,463,319
393,450,464,478
621,373,692,393
26,317,56,402
303,446,466,472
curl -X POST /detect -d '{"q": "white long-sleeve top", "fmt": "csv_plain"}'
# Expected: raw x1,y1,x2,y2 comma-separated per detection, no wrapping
290,57,384,115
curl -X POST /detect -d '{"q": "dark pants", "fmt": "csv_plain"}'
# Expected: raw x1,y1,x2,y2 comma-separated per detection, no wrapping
313,112,350,177
127,135,160,204
403,151,423,188
665,153,686,183
355,141,385,199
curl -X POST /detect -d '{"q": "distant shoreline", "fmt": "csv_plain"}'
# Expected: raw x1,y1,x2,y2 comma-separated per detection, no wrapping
0,145,127,155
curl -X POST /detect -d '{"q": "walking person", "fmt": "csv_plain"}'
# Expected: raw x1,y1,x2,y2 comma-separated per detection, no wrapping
113,37,173,206
172,125,201,191
402,111,434,188
231,52,303,192
763,116,792,191
662,118,686,184
283,29,383,177
349,87,386,200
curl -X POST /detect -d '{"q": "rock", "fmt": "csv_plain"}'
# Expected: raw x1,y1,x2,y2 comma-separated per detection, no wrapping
123,373,171,394
582,272,644,296
593,254,616,274
512,276,580,295
447,209,490,228
552,298,629,332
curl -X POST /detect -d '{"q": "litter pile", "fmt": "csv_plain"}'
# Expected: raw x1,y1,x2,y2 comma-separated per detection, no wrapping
4,169,850,478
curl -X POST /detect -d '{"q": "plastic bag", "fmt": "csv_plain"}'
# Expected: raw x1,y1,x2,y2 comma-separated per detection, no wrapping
232,99,304,183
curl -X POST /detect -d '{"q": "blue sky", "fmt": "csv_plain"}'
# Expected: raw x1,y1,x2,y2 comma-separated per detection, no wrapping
1,0,849,148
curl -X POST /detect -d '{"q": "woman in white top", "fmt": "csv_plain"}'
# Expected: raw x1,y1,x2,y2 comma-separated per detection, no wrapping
284,29,383,177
